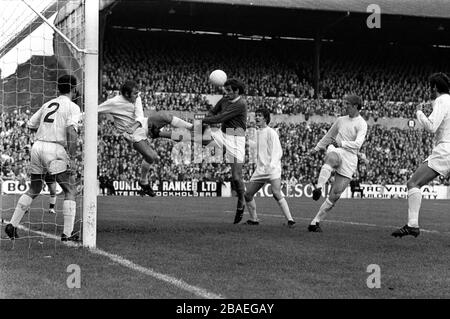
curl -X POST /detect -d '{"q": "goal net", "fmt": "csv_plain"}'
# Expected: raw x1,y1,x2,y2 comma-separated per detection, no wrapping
0,0,98,249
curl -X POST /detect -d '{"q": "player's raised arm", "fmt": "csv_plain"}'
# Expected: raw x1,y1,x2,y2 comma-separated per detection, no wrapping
341,121,368,151
416,99,446,133
314,120,340,151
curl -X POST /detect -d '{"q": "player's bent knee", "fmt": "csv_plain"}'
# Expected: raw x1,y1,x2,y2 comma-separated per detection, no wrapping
325,153,341,168
163,112,174,124
272,192,282,201
244,192,253,202
233,180,245,193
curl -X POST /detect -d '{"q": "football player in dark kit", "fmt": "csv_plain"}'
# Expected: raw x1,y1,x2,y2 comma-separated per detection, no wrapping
201,78,248,224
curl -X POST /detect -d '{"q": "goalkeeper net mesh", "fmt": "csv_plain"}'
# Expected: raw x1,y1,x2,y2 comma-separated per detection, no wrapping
1,0,86,252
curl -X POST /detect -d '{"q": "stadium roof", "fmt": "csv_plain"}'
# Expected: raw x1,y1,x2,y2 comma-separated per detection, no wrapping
105,0,450,46
180,0,450,19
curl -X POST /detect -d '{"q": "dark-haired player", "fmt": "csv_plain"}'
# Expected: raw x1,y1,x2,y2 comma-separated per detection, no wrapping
392,73,450,238
243,108,295,226
201,78,248,224
98,80,193,196
308,94,368,232
5,75,81,241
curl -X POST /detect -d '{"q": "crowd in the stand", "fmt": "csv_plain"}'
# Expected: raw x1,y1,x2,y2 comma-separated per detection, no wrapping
102,30,448,117
2,30,450,187
2,111,449,186
103,90,433,120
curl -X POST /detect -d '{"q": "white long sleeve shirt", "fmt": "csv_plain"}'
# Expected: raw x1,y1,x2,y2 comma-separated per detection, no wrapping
315,115,368,155
416,93,450,145
252,126,283,179
28,95,81,147
98,95,145,134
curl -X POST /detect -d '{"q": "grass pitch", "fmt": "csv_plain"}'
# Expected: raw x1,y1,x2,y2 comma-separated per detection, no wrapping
1,195,450,298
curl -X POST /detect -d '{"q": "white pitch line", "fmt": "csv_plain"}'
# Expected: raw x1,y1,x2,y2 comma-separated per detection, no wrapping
5,221,224,299
225,211,445,234
91,248,224,299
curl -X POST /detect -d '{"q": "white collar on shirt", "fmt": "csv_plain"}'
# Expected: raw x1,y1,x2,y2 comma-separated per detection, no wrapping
231,96,241,103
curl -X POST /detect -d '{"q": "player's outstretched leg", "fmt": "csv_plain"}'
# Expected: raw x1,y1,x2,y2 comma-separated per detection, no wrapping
169,115,193,130
313,152,339,201
309,173,350,233
392,163,438,238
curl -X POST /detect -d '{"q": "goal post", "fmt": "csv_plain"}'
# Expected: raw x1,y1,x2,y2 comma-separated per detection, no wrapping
82,0,99,248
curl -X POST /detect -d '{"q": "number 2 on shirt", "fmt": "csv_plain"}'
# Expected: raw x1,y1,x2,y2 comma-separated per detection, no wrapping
43,102,60,123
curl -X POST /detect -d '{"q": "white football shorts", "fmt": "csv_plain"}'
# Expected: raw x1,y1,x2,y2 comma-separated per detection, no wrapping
250,166,281,182
30,141,69,175
425,142,450,176
132,117,149,143
326,144,358,179
210,128,246,163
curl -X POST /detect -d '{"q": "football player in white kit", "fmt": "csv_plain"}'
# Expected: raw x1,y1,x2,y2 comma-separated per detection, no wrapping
243,108,295,226
308,95,368,232
392,73,450,238
5,75,81,241
98,80,193,197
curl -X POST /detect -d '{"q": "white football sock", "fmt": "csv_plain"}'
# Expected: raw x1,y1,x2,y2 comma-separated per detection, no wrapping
317,164,333,190
63,200,76,237
277,198,294,221
140,160,151,185
311,198,334,225
10,194,33,227
246,199,258,221
49,195,57,208
171,116,193,130
407,188,422,228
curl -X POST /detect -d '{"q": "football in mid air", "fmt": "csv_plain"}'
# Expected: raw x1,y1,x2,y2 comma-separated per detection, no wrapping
209,69,227,86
